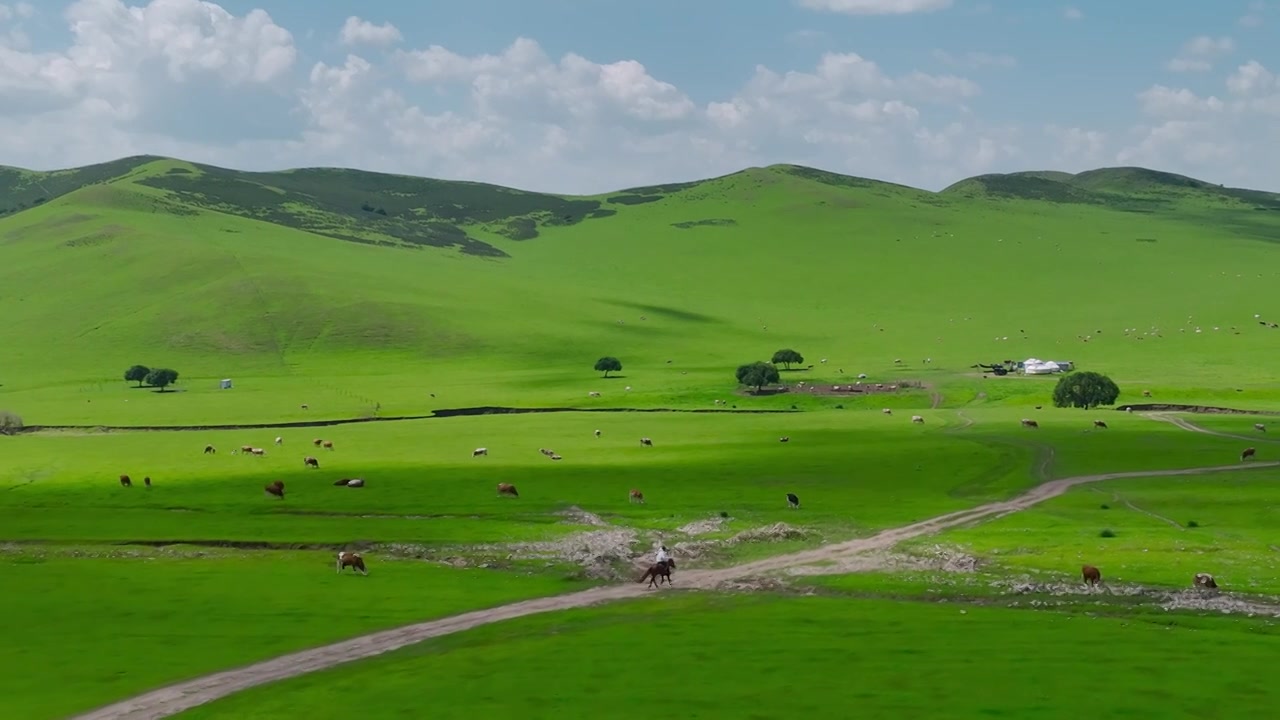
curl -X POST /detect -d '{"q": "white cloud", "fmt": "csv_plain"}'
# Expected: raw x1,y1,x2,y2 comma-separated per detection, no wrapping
339,16,402,48
1239,1,1266,27
933,50,1017,69
0,3,35,21
796,0,951,14
1166,35,1234,72
3,1,1280,196
1063,6,1083,20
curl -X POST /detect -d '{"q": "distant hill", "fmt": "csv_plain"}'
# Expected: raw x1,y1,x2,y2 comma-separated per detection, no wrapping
2,154,1278,413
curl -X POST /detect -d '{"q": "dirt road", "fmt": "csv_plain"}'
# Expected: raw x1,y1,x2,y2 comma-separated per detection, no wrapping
72,437,1280,719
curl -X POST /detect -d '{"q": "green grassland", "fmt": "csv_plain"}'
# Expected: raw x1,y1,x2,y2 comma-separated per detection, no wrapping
177,593,1280,720
3,156,1280,718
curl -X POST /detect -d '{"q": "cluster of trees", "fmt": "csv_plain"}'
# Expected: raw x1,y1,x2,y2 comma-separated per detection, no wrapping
124,365,181,392
1052,371,1120,409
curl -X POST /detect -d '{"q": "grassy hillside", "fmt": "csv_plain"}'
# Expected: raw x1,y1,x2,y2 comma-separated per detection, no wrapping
2,156,1279,427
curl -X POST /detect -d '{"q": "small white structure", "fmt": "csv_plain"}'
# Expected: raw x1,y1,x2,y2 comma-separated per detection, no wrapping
219,379,233,389
1022,358,1062,375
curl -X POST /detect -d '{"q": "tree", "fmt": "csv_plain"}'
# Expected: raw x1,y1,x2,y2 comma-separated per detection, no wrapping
124,364,151,387
594,356,623,378
736,361,780,393
145,368,180,392
1052,371,1120,409
0,410,22,436
771,348,804,370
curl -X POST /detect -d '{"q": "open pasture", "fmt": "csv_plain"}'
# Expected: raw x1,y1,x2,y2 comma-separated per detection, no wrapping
0,546,587,720
174,592,1280,720
911,466,1280,594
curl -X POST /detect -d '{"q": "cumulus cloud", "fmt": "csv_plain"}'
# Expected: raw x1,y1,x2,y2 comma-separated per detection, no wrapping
0,2,35,21
1166,36,1234,72
1063,6,1083,20
796,0,951,15
339,16,402,48
2,0,1280,195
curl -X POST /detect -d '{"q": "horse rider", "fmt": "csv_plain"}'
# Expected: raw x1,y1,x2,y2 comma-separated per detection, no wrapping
655,545,671,570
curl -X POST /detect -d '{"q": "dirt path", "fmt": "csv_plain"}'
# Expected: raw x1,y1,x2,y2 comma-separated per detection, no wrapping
1145,413,1277,445
73,455,1280,720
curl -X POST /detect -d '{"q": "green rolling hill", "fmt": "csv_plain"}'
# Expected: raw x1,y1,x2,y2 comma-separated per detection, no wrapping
2,156,1278,424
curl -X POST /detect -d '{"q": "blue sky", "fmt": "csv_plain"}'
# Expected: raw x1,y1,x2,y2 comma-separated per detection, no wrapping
1,0,1277,193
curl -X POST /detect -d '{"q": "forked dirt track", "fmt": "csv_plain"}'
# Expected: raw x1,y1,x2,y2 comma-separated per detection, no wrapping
73,417,1280,720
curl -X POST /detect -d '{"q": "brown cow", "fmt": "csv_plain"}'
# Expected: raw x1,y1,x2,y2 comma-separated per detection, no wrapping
1021,418,1039,428
1142,390,1152,397
1193,572,1218,589
204,444,216,454
629,489,645,504
265,480,285,499
143,476,151,487
1093,420,1108,429
337,551,367,575
304,456,320,468
1241,447,1257,462
1082,564,1102,586
322,440,334,450
119,474,132,487
313,438,323,447
240,445,254,454
497,482,519,497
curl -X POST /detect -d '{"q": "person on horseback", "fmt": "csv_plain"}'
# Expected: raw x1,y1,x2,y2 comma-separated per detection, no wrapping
655,545,671,570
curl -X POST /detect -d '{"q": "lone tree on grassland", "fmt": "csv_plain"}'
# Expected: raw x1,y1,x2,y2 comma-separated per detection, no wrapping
124,365,151,387
771,349,804,370
145,368,180,392
0,410,22,436
736,361,780,394
1052,371,1120,409
594,356,623,378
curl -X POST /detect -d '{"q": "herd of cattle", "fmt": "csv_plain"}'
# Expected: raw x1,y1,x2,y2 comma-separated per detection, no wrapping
111,414,1270,589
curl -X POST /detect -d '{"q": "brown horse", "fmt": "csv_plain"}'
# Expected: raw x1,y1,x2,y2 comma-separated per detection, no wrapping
265,480,285,499
1082,564,1102,586
1241,447,1256,461
497,482,519,497
304,456,320,468
119,474,132,487
337,551,367,575
1093,420,1108,429
313,438,323,447
638,559,676,588
629,488,645,504
322,440,334,450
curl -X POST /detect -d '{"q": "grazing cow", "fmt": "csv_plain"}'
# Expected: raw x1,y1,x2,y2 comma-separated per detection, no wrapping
1194,572,1218,589
497,482,519,497
1142,390,1152,397
251,448,266,456
640,437,653,446
588,391,601,398
322,440,334,451
779,436,790,443
346,478,365,488
304,456,320,469
313,438,323,447
638,559,676,588
1256,423,1267,433
550,454,563,461
539,448,554,456
334,478,355,486
911,415,925,424
204,444,216,454
275,436,283,446
143,476,151,487
119,474,132,487
1094,420,1108,429
337,551,367,575
882,408,892,415
473,447,488,457
301,404,309,410
630,489,645,504
1241,447,1256,462
786,492,800,509
594,429,601,438
1082,564,1102,586
1021,418,1039,429
240,445,254,453
264,480,285,499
